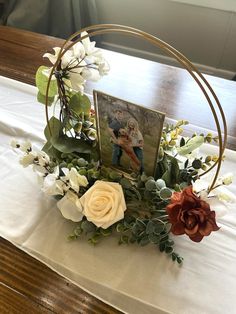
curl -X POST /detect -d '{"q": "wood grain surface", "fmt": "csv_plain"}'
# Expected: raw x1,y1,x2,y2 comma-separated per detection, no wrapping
0,238,121,314
0,25,235,314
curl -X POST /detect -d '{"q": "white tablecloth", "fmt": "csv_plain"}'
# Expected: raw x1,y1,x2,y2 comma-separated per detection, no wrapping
0,76,236,314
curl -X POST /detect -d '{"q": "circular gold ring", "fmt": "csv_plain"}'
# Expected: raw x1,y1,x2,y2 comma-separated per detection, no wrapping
45,24,227,191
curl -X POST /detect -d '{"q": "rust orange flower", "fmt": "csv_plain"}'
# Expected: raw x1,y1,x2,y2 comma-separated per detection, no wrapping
166,186,220,242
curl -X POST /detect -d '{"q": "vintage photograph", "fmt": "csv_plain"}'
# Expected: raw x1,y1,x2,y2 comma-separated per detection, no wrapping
94,91,165,176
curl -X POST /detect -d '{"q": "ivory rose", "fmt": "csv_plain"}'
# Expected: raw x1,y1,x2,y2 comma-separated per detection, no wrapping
80,181,126,229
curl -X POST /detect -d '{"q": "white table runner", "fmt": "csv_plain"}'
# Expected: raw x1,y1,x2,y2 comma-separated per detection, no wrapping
0,76,236,314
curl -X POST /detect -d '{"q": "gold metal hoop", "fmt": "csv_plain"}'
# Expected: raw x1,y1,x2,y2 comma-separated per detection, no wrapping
45,24,227,191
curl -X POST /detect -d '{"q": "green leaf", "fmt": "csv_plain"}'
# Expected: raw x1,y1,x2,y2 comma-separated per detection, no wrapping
44,117,63,140
41,141,61,160
69,93,91,115
159,187,172,200
148,234,160,244
119,235,129,245
192,159,203,169
81,220,96,233
139,236,150,246
165,246,174,254
120,177,132,189
177,135,204,156
37,91,55,106
145,179,157,191
161,171,171,189
165,223,172,233
35,66,58,97
146,221,155,234
74,226,83,237
100,228,112,236
159,243,166,252
51,136,93,154
109,171,122,181
154,223,165,234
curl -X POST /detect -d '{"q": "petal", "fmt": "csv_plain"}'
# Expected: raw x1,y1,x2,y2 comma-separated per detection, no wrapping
171,222,185,235
73,41,85,59
189,233,204,242
43,47,61,64
82,68,100,81
57,191,83,222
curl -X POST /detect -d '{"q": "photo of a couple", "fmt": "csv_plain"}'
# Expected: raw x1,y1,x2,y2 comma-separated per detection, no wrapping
94,91,165,176
108,111,144,173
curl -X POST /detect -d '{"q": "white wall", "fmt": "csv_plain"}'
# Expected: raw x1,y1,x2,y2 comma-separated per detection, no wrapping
96,0,236,79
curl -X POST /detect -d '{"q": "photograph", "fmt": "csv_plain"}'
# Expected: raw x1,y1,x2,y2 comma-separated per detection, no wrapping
94,91,165,177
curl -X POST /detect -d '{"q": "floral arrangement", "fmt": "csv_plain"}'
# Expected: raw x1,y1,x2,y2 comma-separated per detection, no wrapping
12,31,234,264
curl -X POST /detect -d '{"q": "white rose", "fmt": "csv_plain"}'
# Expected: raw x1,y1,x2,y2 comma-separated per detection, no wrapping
80,180,126,229
57,190,83,222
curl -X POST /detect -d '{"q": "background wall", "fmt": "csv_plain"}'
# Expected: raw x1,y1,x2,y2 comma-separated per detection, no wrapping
96,0,236,79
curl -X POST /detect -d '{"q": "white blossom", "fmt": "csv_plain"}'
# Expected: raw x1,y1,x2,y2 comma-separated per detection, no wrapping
193,177,236,218
42,32,109,92
20,140,32,153
98,61,110,76
221,173,233,186
57,190,83,222
10,139,20,149
62,167,88,193
43,47,74,69
42,167,68,196
37,151,50,167
19,151,37,168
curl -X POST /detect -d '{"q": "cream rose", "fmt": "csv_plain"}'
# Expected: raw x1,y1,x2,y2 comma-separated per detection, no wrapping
80,180,126,229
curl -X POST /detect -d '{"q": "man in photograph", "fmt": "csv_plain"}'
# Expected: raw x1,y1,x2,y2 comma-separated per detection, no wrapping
108,109,125,167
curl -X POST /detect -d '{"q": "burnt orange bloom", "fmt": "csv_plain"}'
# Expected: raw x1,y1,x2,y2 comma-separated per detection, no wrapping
166,186,220,242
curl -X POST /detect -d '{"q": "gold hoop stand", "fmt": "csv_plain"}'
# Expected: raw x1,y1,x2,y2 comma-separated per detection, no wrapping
45,24,227,191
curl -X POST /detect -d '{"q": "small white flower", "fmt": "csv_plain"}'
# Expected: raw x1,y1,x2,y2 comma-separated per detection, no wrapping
20,140,32,153
192,178,208,194
72,41,86,60
62,167,88,193
42,170,67,196
10,139,20,149
193,177,236,218
33,164,48,176
43,47,74,69
37,151,50,167
81,32,97,57
19,151,37,168
98,61,110,76
57,190,83,222
69,71,86,93
81,67,100,81
221,173,233,186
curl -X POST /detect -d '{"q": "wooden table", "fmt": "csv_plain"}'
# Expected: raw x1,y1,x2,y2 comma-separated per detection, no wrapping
0,26,235,313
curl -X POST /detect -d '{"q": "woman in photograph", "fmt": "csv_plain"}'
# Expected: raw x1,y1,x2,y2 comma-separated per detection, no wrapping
116,128,140,171
127,118,144,173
